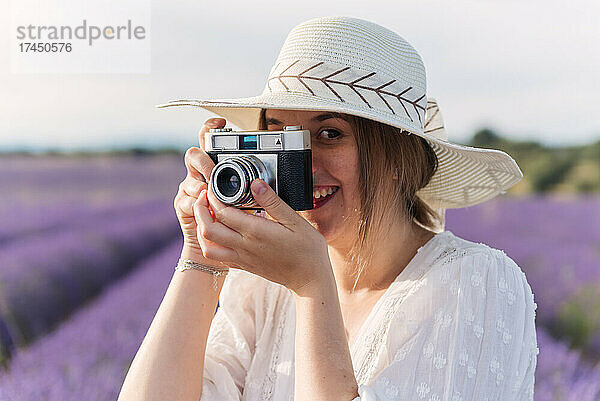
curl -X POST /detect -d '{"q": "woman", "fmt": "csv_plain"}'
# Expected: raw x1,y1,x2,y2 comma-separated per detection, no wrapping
118,16,538,401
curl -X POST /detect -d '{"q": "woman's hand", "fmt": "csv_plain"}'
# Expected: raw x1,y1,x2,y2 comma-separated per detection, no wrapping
173,117,238,264
192,178,333,296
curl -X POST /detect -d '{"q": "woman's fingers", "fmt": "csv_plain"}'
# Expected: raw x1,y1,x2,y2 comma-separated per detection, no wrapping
184,147,215,182
185,117,225,182
198,118,226,151
174,178,207,219
193,190,241,261
174,192,194,218
180,176,207,199
205,186,261,233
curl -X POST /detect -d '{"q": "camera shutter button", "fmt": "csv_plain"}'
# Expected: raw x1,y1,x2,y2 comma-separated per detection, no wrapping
283,125,302,131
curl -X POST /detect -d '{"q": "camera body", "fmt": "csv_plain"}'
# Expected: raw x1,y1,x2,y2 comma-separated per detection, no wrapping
205,125,313,211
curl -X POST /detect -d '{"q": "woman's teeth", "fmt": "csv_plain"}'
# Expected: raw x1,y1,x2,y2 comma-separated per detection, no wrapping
313,186,338,199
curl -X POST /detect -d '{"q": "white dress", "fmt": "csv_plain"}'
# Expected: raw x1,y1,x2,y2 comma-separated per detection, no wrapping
199,230,539,401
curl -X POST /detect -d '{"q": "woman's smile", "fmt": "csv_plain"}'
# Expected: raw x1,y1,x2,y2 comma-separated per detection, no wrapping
312,185,340,209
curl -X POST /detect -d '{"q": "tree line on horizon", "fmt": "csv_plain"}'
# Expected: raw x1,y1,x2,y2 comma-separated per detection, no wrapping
2,128,599,194
469,128,600,194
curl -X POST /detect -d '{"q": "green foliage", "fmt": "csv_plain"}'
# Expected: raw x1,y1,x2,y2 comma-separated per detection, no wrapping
580,139,600,161
467,128,600,194
550,284,600,350
577,181,598,193
529,150,579,192
471,128,503,147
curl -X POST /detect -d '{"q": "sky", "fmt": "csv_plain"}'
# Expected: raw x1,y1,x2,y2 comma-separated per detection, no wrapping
1,0,599,152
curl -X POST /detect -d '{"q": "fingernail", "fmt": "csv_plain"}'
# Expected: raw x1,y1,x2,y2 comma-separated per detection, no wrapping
252,180,268,195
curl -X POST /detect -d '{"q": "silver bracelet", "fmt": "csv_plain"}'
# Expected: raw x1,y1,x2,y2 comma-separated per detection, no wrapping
175,258,229,291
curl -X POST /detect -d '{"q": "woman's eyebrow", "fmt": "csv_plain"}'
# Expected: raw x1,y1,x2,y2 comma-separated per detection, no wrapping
311,112,349,123
265,117,283,125
265,113,349,125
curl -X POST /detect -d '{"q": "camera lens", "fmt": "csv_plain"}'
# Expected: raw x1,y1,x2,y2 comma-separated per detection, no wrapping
217,167,241,197
210,155,272,207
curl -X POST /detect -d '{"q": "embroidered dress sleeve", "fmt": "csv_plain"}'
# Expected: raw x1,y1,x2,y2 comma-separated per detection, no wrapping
351,248,538,401
200,269,270,401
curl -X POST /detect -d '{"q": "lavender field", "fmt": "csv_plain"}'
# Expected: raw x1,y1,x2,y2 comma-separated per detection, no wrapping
0,154,599,400
447,195,600,362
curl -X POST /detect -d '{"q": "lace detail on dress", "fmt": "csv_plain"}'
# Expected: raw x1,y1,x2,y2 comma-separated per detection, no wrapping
354,244,476,385
431,247,472,267
354,266,431,384
259,290,290,400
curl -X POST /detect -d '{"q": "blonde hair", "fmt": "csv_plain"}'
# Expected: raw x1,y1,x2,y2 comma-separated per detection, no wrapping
258,109,441,292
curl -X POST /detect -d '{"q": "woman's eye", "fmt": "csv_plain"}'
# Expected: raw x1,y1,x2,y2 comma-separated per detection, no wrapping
317,129,343,141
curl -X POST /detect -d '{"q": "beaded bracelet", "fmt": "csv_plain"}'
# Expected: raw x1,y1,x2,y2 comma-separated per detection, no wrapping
175,258,229,291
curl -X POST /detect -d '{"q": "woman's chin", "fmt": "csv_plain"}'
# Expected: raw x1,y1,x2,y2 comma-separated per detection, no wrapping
297,192,352,243
299,213,339,243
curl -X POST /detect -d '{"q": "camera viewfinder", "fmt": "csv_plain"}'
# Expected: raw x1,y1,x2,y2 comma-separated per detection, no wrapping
240,135,257,150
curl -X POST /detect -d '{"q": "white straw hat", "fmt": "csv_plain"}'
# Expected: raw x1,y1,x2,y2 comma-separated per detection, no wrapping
156,16,523,232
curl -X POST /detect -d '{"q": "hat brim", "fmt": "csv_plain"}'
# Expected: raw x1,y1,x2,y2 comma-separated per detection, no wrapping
156,93,523,212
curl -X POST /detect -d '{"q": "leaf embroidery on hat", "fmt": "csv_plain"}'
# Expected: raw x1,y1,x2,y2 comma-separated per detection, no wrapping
267,59,426,124
424,102,444,136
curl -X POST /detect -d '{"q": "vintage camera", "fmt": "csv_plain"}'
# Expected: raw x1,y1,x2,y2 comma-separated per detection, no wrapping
205,125,313,211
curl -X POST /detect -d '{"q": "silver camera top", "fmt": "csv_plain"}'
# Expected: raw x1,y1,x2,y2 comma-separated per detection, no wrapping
206,125,310,152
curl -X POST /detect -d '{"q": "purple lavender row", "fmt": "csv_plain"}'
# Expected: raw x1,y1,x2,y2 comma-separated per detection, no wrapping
0,154,185,244
0,240,599,400
0,198,175,246
446,195,600,331
535,327,600,400
0,240,183,401
0,202,95,245
0,154,185,210
0,199,180,364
